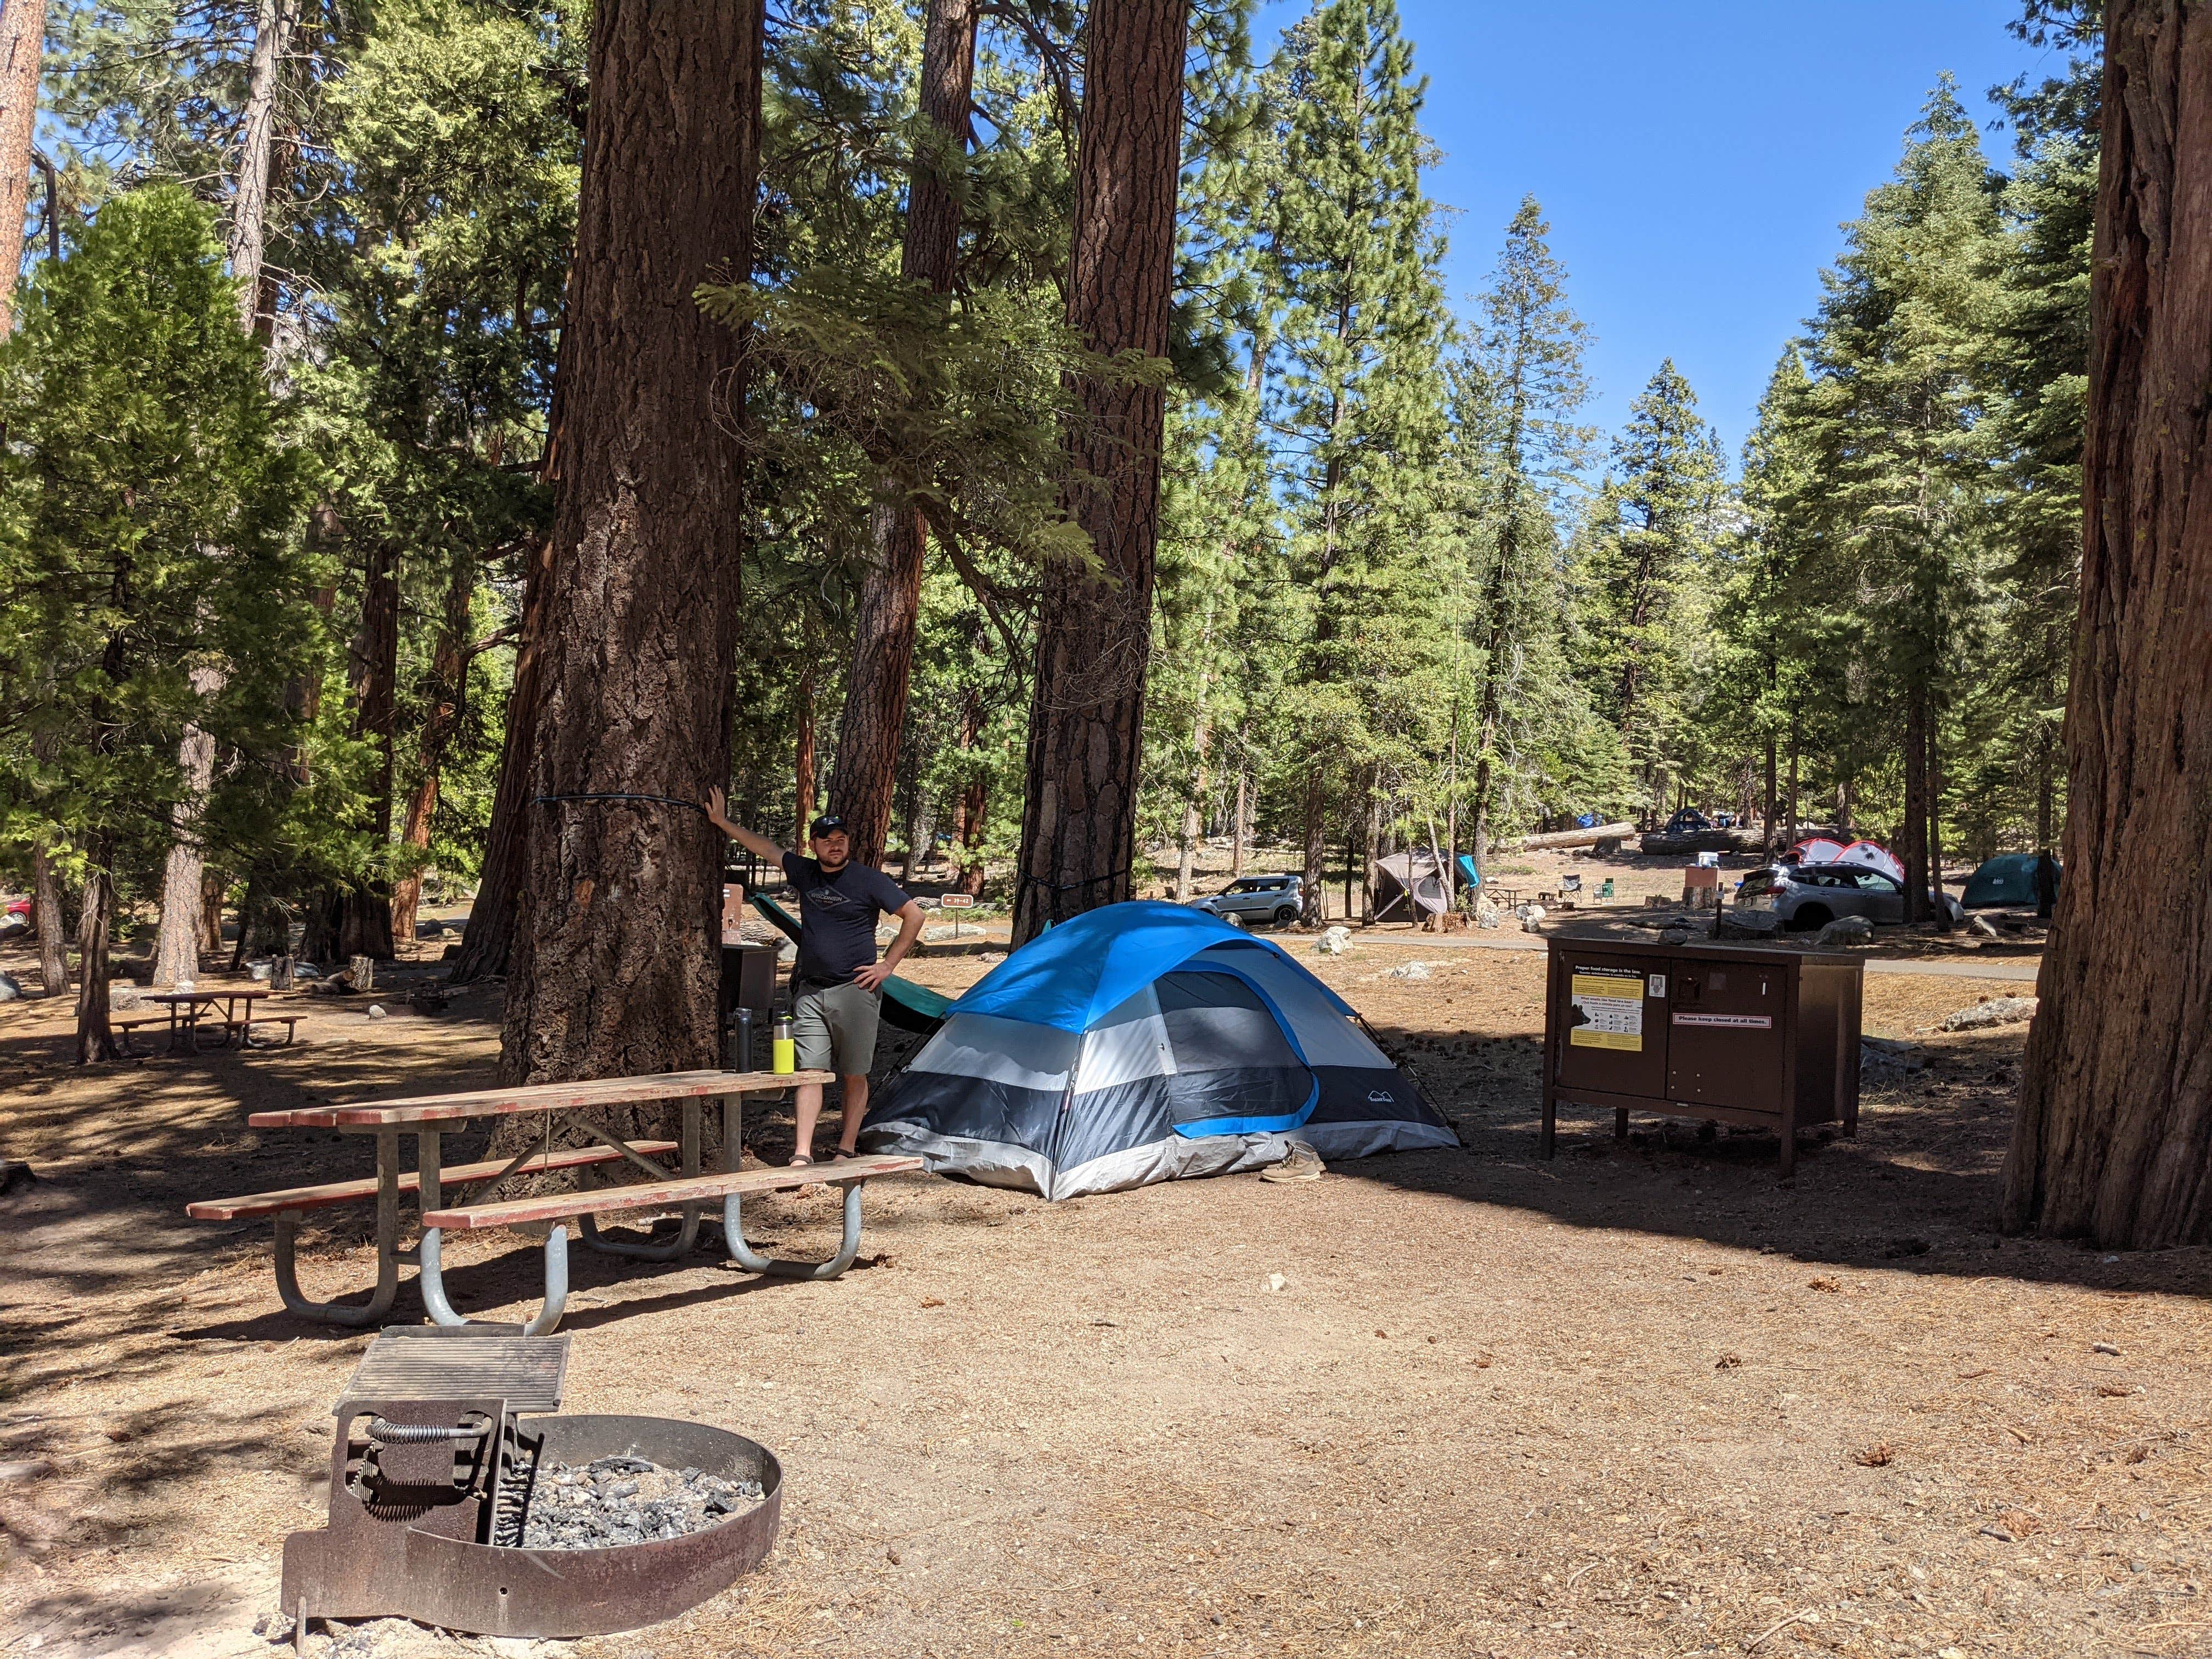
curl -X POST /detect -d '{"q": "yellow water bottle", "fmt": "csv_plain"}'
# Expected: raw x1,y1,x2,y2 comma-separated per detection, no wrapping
771,1011,795,1075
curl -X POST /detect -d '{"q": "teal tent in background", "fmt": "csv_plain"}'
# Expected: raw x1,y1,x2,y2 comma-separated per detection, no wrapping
749,891,953,1035
1961,853,2058,910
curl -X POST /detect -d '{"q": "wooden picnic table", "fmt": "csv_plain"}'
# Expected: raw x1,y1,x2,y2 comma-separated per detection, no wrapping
218,1068,833,1328
142,987,276,1054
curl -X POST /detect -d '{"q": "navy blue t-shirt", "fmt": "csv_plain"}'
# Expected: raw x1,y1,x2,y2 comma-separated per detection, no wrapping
781,852,912,986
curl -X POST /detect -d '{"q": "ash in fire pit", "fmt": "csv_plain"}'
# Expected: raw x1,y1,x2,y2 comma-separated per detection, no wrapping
521,1454,764,1550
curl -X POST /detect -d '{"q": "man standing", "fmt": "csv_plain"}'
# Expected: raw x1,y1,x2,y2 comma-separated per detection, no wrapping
706,789,927,1164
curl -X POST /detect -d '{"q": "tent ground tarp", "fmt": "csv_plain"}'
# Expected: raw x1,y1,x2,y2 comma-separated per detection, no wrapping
860,902,1457,1200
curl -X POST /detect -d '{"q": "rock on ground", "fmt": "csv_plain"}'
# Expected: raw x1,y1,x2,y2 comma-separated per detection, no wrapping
1940,994,2039,1031
1814,915,1876,948
1314,926,1352,955
0,970,20,1002
1383,961,1432,981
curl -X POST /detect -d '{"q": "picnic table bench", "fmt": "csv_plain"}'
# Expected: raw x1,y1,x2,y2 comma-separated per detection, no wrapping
187,1069,922,1334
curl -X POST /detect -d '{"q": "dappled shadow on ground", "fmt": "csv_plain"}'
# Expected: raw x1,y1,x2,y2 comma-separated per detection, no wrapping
1340,1017,2212,1302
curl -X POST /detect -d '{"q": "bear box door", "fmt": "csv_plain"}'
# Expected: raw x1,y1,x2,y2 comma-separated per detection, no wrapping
1551,950,1670,1101
1664,959,1788,1113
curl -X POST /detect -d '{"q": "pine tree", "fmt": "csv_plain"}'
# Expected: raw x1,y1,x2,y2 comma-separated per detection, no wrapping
1985,15,2098,851
0,185,314,1059
1790,78,2006,918
1719,348,1825,847
1008,0,1190,942
1572,359,1728,814
1258,0,1453,923
1453,195,1595,860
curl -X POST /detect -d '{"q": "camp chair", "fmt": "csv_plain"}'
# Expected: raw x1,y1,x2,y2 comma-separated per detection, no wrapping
749,892,952,1036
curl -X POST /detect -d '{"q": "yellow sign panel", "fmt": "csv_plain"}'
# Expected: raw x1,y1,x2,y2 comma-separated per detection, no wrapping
1568,973,1645,1051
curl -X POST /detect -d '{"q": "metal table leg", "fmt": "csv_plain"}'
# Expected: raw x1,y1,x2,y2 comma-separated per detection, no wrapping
420,1224,568,1335
723,1180,866,1281
578,1099,704,1261
271,1128,402,1325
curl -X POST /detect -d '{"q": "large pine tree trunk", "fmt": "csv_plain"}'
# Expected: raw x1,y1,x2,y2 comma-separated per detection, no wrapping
337,540,400,958
500,0,761,1086
1299,772,1327,926
31,843,67,996
451,536,553,983
0,0,44,337
793,663,818,835
1899,689,1929,925
74,859,117,1064
151,0,295,980
2002,1,2212,1250
391,550,476,949
1009,0,1188,944
153,666,224,984
830,0,978,866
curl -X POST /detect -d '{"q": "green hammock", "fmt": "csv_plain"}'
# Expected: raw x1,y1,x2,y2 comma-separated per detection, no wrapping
749,891,952,1036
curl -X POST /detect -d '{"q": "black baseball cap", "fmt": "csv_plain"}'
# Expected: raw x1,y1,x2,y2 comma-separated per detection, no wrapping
810,814,848,838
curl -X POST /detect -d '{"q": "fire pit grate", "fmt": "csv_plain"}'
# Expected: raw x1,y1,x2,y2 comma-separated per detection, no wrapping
285,1329,782,1639
336,1327,568,1414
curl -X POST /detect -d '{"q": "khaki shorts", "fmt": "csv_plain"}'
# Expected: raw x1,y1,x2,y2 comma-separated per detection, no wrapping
793,980,883,1077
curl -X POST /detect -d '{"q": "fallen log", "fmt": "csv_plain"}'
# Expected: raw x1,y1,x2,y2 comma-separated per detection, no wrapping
1518,820,1637,852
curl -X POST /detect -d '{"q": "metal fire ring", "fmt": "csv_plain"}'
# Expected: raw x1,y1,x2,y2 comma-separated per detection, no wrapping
284,1331,783,1638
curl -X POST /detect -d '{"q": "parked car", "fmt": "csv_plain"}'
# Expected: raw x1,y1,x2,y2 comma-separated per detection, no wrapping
1187,873,1304,927
1733,862,1964,931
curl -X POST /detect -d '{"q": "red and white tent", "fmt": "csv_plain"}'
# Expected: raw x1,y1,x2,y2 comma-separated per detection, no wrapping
1835,839,1905,883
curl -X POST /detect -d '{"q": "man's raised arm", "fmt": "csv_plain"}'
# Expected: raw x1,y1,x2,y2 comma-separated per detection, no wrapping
704,787,786,865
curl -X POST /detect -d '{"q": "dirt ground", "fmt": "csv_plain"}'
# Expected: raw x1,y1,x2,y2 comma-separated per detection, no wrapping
3,922,2208,1659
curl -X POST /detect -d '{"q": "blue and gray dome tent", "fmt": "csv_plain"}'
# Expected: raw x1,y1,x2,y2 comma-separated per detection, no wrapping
858,901,1456,1200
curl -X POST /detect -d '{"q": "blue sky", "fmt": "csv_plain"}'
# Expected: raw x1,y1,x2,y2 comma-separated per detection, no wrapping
1254,1,2070,465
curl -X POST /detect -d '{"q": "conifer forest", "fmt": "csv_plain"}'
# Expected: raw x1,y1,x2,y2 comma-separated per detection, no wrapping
4,0,2210,1246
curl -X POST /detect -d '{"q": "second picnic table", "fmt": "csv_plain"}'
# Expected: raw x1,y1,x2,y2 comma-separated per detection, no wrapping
140,987,286,1054
193,1068,921,1333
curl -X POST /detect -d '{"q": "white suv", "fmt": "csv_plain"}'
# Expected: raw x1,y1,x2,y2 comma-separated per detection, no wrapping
1188,874,1304,927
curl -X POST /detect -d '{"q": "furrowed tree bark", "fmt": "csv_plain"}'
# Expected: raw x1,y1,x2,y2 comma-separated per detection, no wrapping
1762,730,1778,853
500,0,761,1086
0,0,45,336
73,858,116,1064
153,667,223,985
338,540,400,958
31,843,67,996
1900,689,1929,926
2002,0,2212,1249
1010,0,1189,944
451,536,551,982
829,0,978,865
1299,771,1327,926
1231,769,1247,879
951,683,988,896
391,550,477,949
793,662,817,836
151,0,296,983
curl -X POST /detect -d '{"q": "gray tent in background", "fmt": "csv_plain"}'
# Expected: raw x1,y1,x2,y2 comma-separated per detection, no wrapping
1373,852,1450,922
